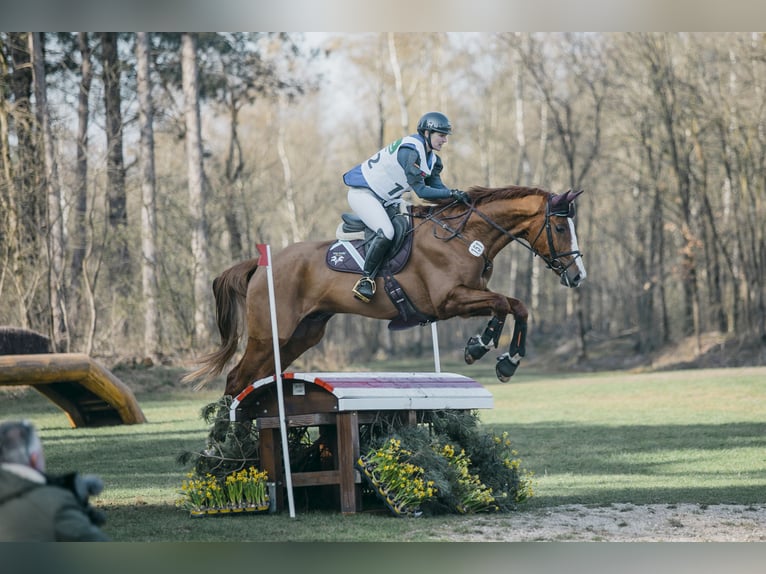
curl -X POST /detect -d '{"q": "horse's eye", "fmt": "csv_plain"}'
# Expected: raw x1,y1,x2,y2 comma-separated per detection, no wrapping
555,224,566,233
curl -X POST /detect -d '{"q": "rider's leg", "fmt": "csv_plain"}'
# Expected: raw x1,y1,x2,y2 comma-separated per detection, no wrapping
352,229,392,302
347,188,395,240
347,188,395,302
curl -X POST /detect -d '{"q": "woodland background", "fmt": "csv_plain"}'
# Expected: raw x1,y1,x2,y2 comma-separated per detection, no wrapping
1,32,764,370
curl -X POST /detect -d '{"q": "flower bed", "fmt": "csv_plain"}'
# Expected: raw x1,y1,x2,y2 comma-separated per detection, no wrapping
357,438,436,517
177,467,270,517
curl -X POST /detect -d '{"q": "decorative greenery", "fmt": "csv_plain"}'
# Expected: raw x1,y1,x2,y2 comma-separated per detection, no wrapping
427,410,535,510
437,442,497,513
177,396,261,481
358,411,534,516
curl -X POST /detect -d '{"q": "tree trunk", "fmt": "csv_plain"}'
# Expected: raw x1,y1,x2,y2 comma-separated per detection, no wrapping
69,32,92,348
100,32,130,347
29,32,68,351
136,32,161,361
182,33,211,347
387,33,409,135
277,96,302,244
223,95,243,261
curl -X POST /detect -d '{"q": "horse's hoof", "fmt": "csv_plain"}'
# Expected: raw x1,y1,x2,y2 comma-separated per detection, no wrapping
496,352,521,382
464,335,490,364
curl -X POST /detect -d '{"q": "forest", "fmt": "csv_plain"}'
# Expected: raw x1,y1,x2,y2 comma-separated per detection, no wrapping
1,32,764,370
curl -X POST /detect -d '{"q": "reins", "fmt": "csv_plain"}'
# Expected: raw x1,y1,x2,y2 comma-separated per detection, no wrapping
413,194,583,281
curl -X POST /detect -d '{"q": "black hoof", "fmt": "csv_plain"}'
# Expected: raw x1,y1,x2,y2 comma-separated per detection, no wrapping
495,352,521,382
464,335,490,364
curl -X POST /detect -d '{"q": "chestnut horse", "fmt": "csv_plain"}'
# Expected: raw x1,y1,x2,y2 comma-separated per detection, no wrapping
183,185,586,396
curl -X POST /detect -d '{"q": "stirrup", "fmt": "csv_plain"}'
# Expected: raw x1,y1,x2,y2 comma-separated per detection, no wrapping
352,276,376,303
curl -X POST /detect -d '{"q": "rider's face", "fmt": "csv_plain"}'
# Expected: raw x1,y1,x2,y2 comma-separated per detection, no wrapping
427,131,449,151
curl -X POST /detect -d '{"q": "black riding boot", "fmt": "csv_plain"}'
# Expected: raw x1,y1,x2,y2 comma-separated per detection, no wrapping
352,230,392,303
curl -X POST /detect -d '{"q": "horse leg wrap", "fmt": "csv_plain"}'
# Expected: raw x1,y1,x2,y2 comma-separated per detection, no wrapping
464,316,505,364
508,319,527,359
495,352,522,382
495,320,527,382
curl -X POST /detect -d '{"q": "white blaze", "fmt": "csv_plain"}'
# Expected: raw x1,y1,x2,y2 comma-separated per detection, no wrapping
568,218,587,280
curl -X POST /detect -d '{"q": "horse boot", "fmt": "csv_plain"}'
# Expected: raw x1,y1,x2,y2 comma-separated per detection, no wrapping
352,230,393,303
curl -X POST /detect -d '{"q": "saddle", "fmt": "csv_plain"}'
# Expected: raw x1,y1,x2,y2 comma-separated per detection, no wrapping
326,206,435,330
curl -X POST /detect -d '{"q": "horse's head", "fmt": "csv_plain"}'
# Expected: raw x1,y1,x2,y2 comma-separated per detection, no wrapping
529,189,587,288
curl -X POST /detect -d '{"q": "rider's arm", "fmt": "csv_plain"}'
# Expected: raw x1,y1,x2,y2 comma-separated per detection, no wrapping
398,147,451,200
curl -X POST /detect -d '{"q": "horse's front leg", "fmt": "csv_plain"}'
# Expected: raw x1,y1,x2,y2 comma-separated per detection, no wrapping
439,288,529,382
495,296,528,382
464,315,506,364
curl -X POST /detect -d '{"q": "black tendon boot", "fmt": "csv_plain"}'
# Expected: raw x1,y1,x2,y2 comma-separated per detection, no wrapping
353,230,393,302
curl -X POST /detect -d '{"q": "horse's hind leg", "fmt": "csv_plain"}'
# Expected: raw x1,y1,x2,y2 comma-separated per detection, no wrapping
279,312,333,370
224,337,276,396
223,313,333,396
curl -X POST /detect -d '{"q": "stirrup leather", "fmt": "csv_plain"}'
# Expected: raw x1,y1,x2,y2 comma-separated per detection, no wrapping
352,276,376,303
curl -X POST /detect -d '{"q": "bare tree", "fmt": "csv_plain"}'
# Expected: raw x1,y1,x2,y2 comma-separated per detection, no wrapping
100,33,129,285
182,33,211,347
29,32,67,350
68,32,92,347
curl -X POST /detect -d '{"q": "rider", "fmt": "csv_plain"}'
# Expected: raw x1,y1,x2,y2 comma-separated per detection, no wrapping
343,111,470,302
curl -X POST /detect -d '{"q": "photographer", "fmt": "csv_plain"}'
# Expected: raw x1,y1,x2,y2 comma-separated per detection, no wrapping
0,419,109,541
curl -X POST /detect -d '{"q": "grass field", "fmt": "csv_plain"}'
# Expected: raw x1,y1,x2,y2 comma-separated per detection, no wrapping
1,359,764,542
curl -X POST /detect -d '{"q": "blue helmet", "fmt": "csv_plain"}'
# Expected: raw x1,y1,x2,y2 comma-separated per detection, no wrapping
417,112,452,135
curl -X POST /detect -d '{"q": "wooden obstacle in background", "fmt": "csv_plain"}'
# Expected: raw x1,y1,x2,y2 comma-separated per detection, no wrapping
0,353,146,428
230,371,493,514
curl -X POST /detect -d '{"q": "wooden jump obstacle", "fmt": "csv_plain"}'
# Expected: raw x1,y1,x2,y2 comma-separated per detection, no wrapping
0,353,146,428
229,371,493,514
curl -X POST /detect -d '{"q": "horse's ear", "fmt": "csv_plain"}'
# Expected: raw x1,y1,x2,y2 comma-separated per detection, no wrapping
566,189,584,202
551,189,582,210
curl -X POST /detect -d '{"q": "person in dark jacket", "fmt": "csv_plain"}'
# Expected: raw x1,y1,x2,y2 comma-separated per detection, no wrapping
0,419,109,541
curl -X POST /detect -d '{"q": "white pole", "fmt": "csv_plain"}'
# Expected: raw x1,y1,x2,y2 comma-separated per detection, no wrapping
258,244,296,518
431,321,441,373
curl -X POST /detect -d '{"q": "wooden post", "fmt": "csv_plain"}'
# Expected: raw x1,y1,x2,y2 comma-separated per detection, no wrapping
258,427,284,511
336,411,360,514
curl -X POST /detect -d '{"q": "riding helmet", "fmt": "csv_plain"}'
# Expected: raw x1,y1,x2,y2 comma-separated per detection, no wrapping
417,112,452,135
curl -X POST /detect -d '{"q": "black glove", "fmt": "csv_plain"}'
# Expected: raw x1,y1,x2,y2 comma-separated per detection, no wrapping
48,472,104,504
48,472,107,526
450,189,470,204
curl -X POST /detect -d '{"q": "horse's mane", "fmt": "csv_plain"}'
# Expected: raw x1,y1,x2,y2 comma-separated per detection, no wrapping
411,185,550,216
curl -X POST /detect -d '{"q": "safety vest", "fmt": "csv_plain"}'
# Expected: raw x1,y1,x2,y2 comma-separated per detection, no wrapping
357,135,434,201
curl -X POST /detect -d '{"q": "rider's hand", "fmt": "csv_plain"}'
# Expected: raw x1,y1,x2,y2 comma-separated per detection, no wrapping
450,189,470,204
74,474,104,503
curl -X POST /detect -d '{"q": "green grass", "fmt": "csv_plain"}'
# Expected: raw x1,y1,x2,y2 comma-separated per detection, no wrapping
1,362,764,541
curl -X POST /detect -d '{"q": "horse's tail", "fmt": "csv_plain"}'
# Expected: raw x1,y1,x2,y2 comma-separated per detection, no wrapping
181,257,261,390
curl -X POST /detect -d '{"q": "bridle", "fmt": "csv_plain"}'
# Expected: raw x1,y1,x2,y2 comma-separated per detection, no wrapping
526,198,584,284
415,193,584,283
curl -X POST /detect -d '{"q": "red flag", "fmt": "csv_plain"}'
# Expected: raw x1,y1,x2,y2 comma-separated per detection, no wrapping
256,244,270,266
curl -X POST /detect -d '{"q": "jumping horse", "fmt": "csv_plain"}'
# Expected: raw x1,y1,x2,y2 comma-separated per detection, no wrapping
183,185,587,397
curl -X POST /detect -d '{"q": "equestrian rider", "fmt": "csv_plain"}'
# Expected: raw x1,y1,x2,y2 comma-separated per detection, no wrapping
343,111,469,302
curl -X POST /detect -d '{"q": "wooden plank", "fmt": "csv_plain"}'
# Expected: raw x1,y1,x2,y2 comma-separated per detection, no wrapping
256,412,336,429
290,470,340,487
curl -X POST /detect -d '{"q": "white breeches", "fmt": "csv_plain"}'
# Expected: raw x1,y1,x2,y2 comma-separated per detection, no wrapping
347,187,396,240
